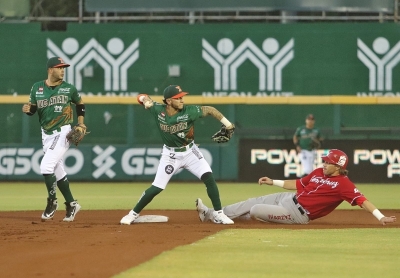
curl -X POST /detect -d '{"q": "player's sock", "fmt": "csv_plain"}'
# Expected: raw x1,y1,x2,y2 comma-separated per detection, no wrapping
133,185,163,213
201,172,222,211
57,175,74,203
43,174,57,199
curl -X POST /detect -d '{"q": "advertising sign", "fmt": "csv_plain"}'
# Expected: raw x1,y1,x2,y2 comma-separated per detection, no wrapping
239,139,400,183
0,145,222,181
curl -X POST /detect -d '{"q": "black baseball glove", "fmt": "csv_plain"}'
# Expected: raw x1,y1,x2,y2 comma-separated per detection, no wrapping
211,124,235,143
310,137,321,149
66,124,89,146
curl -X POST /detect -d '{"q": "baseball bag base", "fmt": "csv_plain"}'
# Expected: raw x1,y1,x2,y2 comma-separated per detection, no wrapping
133,215,169,223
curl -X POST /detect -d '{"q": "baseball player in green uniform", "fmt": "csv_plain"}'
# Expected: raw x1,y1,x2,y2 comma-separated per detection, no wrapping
293,114,323,176
22,57,86,222
120,85,235,225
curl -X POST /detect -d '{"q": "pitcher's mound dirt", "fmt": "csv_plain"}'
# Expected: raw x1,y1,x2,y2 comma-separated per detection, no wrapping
1,209,398,278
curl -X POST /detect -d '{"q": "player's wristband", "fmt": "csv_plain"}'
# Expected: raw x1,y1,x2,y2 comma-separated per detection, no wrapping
220,117,232,127
372,209,385,221
272,180,284,188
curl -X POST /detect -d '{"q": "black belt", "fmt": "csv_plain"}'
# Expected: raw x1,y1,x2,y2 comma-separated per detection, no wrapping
293,195,306,215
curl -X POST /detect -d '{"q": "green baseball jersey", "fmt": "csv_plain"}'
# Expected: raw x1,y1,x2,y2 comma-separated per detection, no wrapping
29,80,81,132
148,102,203,147
294,125,322,150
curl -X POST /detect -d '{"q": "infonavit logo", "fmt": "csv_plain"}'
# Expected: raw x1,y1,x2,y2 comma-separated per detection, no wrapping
47,37,140,95
202,38,294,97
357,37,400,97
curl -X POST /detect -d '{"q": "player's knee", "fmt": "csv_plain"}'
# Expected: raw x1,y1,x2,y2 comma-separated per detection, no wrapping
40,164,54,175
250,205,268,222
200,172,213,181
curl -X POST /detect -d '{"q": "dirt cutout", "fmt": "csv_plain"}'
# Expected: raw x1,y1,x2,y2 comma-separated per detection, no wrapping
1,210,399,278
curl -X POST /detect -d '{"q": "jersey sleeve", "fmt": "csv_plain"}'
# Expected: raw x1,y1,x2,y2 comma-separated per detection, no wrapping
29,84,37,105
340,180,367,207
186,105,203,120
70,86,82,104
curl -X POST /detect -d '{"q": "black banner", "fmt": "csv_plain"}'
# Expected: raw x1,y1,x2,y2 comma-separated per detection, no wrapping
239,139,400,183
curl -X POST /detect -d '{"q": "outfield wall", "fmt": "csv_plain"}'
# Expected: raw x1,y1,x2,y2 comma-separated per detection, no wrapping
1,23,400,97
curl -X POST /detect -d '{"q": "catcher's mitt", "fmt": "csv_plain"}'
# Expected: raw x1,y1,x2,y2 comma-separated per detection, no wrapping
66,124,89,146
211,124,235,143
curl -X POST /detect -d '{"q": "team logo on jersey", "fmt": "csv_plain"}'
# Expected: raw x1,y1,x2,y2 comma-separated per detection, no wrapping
36,87,44,95
177,114,189,122
58,88,71,93
165,165,174,174
337,155,347,167
309,176,339,188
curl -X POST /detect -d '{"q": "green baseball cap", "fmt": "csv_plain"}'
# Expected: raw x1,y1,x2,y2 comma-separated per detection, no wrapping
47,57,70,69
163,85,188,99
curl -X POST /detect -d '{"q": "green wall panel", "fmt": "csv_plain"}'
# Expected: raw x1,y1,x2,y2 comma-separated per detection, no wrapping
1,23,400,97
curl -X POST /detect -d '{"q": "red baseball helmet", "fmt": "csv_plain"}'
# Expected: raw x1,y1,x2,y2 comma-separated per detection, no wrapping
321,149,349,169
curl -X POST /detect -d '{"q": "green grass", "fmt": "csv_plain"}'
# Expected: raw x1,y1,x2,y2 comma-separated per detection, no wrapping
115,229,400,278
0,182,399,210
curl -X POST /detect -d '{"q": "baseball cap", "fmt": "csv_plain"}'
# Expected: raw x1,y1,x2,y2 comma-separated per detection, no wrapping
163,85,188,99
306,114,315,120
47,57,70,69
321,149,349,169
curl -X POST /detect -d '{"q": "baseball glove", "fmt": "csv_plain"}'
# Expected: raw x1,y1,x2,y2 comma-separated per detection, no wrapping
66,124,89,146
211,124,235,143
310,137,321,149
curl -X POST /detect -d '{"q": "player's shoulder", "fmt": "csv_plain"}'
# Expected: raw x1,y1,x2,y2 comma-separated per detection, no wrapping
60,81,78,90
31,80,46,88
184,104,202,113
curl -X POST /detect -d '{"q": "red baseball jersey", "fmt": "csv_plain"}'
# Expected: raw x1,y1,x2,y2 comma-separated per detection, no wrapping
295,168,367,220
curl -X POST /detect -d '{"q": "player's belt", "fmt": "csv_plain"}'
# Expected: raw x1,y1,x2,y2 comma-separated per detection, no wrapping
165,142,194,152
292,195,306,215
43,127,62,135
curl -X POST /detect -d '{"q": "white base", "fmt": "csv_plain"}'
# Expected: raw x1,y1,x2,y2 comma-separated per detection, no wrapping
133,215,169,223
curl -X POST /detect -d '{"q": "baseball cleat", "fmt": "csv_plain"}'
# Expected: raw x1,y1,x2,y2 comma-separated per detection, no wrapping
120,210,139,225
213,210,234,225
195,198,209,222
41,198,58,220
63,201,81,222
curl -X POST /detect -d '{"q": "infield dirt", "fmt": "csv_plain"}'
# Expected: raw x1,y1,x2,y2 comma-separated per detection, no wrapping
1,209,399,278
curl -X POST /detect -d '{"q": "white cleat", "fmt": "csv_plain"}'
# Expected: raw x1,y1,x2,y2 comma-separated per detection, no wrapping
213,210,234,225
195,198,209,222
63,201,81,222
120,210,139,225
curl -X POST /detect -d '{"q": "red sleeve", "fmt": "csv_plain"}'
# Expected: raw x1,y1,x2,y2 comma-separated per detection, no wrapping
340,179,367,207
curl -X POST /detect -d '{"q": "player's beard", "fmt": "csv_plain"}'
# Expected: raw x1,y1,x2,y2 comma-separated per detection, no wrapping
171,102,183,111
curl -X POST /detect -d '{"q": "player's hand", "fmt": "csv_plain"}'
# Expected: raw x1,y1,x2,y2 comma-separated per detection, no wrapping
258,177,273,186
22,103,31,113
380,216,396,226
296,146,301,153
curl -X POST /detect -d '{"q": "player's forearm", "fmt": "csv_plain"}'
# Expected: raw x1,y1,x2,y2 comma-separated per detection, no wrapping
259,177,297,190
361,200,377,213
361,200,390,224
77,116,85,125
201,106,224,120
201,106,233,127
